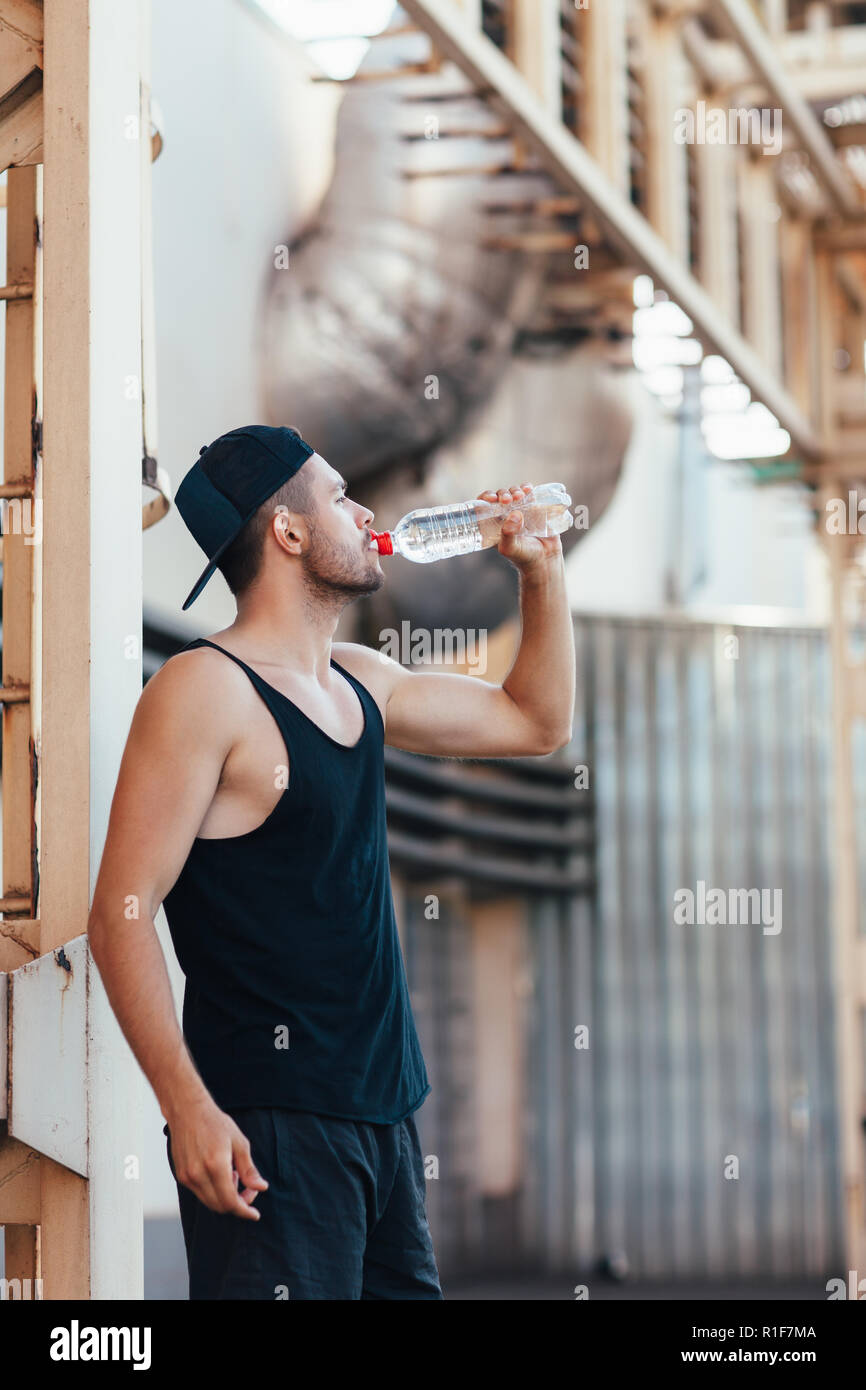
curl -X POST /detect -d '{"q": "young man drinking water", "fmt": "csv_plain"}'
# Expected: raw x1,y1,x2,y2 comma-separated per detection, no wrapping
87,424,575,1300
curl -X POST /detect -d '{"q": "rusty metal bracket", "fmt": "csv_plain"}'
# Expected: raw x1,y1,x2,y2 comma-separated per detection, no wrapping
142,455,172,531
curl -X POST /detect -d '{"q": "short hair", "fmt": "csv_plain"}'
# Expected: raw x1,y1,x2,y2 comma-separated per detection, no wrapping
216,428,315,599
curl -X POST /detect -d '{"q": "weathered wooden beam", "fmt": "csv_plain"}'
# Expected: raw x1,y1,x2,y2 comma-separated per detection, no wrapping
814,247,840,443
454,0,480,26
0,281,33,299
400,123,510,141
511,0,561,120
0,69,42,173
779,212,818,422
2,165,38,979
0,32,42,102
0,0,44,53
835,258,866,317
822,469,866,1277
695,106,739,325
0,154,39,1279
815,217,866,1281
824,123,866,151
471,900,525,1199
401,160,538,179
802,456,866,481
636,6,690,262
714,0,863,217
681,16,740,92
815,221,866,253
482,231,580,252
481,195,580,216
763,0,788,36
738,153,783,378
0,916,39,967
834,374,866,428
400,0,824,457
3,1223,40,1293
0,1136,42,1223
39,0,145,1302
681,26,866,105
822,429,866,462
399,85,492,101
311,60,437,83
579,0,630,198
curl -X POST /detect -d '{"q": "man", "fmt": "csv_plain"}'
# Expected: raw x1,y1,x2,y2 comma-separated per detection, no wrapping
87,424,575,1300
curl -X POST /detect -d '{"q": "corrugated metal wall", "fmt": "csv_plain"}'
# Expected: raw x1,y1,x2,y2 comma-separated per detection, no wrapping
399,614,847,1282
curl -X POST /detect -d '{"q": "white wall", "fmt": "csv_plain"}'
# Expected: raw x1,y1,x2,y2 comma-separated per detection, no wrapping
144,0,341,636
566,381,829,623
142,0,342,1216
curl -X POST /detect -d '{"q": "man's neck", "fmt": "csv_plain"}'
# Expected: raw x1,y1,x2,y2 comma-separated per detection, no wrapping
217,591,344,679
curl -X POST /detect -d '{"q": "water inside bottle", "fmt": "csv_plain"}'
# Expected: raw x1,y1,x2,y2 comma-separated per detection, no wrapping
397,503,483,561
395,484,573,562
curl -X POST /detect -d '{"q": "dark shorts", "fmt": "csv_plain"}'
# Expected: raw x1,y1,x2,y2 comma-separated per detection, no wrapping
163,1106,444,1300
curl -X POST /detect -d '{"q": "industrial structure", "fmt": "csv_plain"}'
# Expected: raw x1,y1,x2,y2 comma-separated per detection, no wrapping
1,0,865,1296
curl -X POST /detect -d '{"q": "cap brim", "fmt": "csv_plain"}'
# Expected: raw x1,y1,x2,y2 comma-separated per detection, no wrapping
180,529,239,611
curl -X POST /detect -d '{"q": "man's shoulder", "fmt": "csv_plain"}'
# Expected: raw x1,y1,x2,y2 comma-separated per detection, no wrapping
331,640,403,703
141,642,256,724
152,640,245,685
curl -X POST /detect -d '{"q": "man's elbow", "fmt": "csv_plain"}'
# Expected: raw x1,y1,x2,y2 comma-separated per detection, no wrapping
87,907,107,954
532,724,573,756
87,898,122,953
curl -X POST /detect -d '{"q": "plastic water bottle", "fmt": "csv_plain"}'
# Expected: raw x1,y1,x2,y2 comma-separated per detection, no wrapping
370,482,573,562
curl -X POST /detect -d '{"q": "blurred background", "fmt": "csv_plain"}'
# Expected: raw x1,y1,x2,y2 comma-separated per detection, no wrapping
4,0,866,1300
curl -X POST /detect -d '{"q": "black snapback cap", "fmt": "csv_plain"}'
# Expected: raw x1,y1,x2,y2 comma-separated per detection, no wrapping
173,425,315,611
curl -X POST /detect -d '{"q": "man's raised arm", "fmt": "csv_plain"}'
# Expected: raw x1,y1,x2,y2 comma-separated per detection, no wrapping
341,484,576,759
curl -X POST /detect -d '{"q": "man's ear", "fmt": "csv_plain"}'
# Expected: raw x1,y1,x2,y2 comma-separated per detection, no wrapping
272,504,305,554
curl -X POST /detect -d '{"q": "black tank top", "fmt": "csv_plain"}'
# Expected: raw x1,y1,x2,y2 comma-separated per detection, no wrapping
161,637,430,1124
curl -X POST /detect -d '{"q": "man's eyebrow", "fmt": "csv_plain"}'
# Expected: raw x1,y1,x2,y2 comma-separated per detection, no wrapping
333,477,348,491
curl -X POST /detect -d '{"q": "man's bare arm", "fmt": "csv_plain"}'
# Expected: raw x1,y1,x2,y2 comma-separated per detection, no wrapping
337,485,576,758
87,650,268,1218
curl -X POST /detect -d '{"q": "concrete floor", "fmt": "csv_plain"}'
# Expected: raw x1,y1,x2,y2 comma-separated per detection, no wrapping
143,1217,827,1301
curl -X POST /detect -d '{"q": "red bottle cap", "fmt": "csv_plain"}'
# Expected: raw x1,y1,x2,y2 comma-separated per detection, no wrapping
370,530,393,555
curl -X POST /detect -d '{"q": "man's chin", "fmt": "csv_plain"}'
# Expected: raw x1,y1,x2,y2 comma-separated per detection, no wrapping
359,550,386,590
359,566,385,597
338,565,385,600
303,543,386,600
